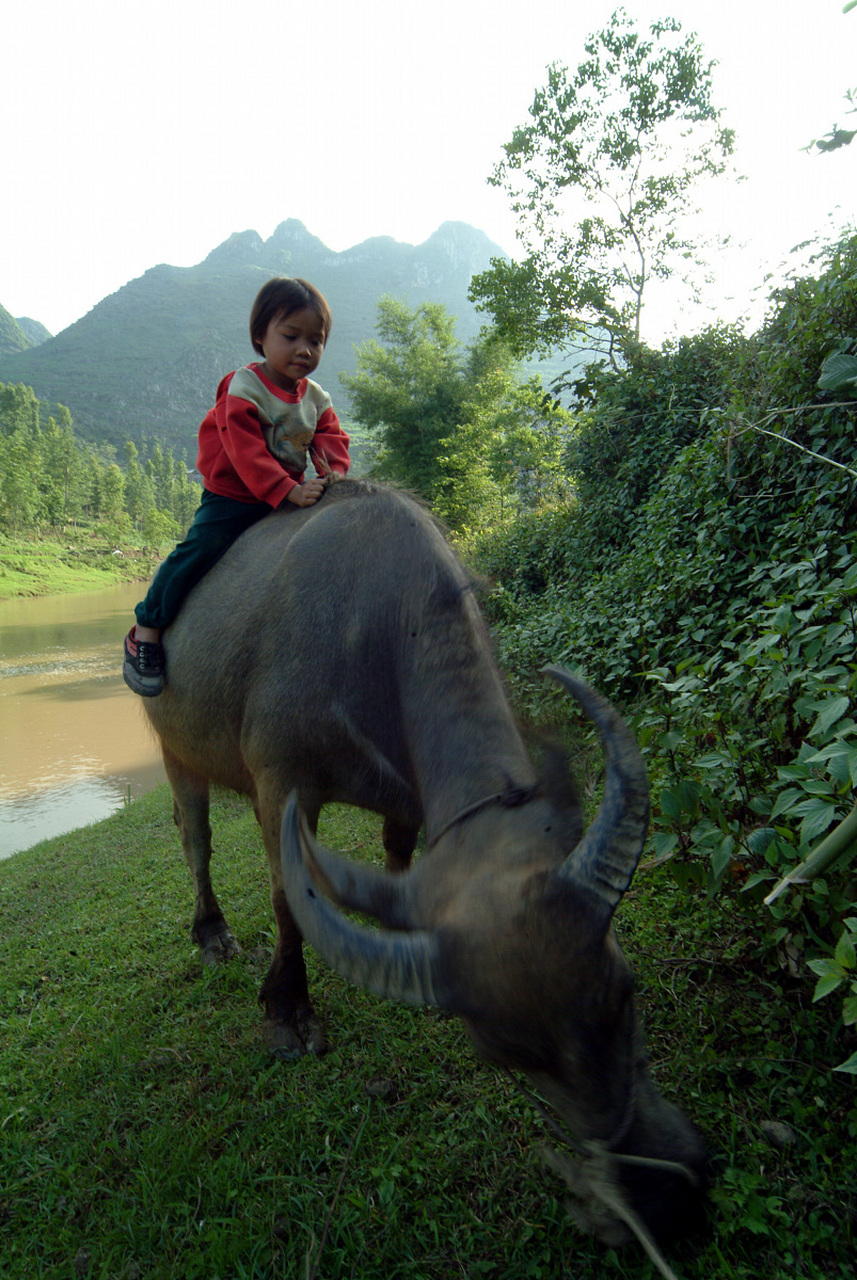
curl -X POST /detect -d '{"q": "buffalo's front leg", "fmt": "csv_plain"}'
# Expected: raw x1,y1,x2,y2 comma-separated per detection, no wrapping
163,748,239,965
256,781,327,1059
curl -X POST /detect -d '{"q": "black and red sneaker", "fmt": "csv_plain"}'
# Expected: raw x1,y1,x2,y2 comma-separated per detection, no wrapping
123,627,166,697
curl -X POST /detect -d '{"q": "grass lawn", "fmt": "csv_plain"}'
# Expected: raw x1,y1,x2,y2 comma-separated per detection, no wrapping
1,788,855,1279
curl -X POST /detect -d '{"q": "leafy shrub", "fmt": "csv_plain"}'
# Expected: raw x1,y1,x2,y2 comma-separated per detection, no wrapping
809,915,857,1075
564,325,750,562
472,233,857,1066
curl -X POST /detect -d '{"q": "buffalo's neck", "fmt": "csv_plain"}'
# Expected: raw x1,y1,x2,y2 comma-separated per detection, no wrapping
398,597,535,840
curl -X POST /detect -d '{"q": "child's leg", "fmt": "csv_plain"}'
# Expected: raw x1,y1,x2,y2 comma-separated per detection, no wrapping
135,491,271,632
124,491,270,696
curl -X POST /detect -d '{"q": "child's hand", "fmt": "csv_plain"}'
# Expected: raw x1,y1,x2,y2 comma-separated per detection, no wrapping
286,476,328,507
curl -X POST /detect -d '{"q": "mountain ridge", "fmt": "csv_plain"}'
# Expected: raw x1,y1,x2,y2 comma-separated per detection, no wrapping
0,220,508,453
0,303,52,356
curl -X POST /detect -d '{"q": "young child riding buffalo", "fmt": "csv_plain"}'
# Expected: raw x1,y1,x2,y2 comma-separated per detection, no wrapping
123,276,350,697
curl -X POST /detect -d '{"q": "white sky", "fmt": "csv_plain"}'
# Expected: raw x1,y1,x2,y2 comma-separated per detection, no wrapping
2,0,855,340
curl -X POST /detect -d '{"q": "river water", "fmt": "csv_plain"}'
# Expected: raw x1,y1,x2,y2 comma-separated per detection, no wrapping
0,581,167,859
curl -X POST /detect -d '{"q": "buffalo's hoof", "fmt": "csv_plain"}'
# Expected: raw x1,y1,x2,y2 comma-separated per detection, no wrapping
197,921,240,967
265,1010,328,1060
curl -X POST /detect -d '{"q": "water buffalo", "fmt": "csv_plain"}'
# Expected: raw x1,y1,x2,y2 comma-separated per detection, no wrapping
144,478,707,1246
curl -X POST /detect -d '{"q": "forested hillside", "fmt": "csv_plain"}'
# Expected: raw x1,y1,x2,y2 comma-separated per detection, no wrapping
0,380,201,595
0,303,45,356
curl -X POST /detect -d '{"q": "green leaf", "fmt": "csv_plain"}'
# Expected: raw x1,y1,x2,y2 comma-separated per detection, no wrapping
746,827,775,856
770,604,794,634
818,351,857,392
833,1050,857,1075
742,871,775,891
696,751,733,768
796,779,837,797
807,957,841,979
650,831,678,859
674,780,701,814
778,764,812,781
810,696,851,738
770,788,804,820
690,818,722,849
834,932,857,970
794,799,838,844
742,1214,772,1236
842,996,857,1027
812,972,845,1001
659,789,683,821
710,837,734,882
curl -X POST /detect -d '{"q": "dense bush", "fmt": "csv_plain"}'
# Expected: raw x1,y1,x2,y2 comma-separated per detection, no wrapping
566,326,751,553
468,234,857,1070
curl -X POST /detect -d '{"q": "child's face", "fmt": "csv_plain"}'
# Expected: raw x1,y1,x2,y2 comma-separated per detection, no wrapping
258,307,326,392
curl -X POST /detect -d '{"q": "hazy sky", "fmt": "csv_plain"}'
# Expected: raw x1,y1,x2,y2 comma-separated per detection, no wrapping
2,0,855,339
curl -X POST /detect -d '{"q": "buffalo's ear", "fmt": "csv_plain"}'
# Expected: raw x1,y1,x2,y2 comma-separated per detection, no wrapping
537,870,617,952
534,738,584,849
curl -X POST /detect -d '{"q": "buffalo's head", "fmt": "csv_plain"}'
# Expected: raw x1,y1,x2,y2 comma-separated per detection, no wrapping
280,667,708,1248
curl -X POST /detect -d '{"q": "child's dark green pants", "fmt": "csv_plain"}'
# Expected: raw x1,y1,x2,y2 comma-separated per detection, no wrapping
134,489,272,631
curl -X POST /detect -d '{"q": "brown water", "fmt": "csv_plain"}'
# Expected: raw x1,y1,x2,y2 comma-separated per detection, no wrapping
0,581,166,858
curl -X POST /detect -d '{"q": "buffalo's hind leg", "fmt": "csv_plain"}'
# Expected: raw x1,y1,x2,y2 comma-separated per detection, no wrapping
382,815,419,873
255,779,327,1060
163,747,239,966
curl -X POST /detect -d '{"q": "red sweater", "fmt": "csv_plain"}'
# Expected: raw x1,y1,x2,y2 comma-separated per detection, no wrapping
196,363,350,507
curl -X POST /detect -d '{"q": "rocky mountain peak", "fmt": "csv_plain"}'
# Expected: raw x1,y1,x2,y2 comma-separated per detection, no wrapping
204,229,266,265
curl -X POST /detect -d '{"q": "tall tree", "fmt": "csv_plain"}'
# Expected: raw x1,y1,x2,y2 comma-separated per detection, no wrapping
0,426,41,533
170,464,201,530
99,463,127,520
146,442,175,513
0,382,40,437
343,297,569,531
488,377,573,508
40,408,85,529
435,367,573,529
470,8,735,370
341,296,465,500
122,441,156,528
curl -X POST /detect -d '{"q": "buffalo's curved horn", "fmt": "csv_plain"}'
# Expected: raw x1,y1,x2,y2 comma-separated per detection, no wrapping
280,793,448,1008
544,666,650,913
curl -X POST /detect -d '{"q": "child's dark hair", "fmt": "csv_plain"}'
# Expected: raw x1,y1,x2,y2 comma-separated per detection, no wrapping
249,278,332,355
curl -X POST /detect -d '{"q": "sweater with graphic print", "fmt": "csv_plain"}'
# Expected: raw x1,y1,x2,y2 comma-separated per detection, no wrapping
196,362,350,508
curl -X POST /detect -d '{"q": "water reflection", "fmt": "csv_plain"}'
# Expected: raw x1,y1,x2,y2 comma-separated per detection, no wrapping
0,582,166,858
